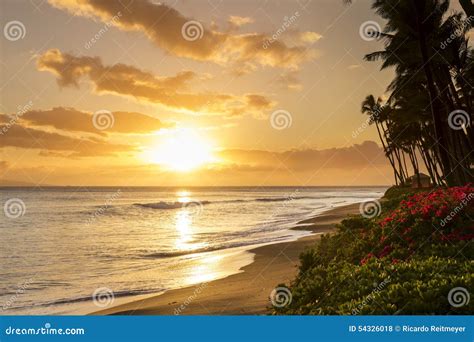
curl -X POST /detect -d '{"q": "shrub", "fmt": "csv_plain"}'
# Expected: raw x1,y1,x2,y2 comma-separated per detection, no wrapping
367,185,474,262
275,185,474,315
277,255,473,315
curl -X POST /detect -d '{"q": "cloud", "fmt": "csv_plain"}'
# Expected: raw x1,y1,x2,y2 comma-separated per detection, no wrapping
20,107,170,135
275,71,303,91
282,29,323,45
0,160,8,171
228,16,254,29
347,64,361,70
1,141,392,186
218,141,388,171
0,116,133,157
298,31,322,44
37,49,274,117
47,0,317,70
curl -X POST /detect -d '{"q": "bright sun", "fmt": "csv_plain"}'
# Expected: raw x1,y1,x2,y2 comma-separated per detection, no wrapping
143,129,216,172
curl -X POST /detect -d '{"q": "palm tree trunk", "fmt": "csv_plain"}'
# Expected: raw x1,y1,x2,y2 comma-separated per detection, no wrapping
412,0,455,185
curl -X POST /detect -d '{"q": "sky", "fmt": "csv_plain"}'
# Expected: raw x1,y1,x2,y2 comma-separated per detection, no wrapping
0,0,435,186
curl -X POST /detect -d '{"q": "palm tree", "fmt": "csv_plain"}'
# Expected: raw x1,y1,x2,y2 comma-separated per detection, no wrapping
361,95,404,184
344,0,473,18
355,0,473,185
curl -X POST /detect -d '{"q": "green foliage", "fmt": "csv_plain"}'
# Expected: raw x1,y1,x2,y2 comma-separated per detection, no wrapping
382,186,426,212
274,186,474,315
277,256,473,315
299,216,371,273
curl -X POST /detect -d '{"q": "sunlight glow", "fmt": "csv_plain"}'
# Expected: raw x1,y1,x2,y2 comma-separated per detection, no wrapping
176,190,191,203
143,129,216,172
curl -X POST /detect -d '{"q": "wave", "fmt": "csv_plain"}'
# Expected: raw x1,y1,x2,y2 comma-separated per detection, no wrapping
133,196,315,209
143,244,249,258
132,194,377,210
143,235,294,259
255,196,316,202
134,201,211,210
6,288,165,310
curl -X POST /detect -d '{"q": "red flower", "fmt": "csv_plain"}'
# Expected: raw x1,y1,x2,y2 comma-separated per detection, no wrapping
378,245,393,258
361,253,375,265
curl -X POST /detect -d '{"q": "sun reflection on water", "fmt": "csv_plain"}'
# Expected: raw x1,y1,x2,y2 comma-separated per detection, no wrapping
176,190,191,203
186,254,224,284
174,189,222,285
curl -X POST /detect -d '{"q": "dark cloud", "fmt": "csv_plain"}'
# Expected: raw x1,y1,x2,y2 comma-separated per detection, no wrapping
219,141,388,171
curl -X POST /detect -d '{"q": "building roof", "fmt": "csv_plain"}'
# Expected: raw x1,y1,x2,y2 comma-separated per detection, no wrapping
408,173,430,180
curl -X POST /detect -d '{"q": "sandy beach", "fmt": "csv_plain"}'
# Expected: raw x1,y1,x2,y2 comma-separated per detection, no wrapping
93,203,360,315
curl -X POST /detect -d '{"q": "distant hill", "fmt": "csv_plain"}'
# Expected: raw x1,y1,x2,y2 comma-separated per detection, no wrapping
0,179,53,187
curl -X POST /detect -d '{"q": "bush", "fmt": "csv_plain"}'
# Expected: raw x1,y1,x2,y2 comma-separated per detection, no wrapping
277,255,473,315
275,185,474,315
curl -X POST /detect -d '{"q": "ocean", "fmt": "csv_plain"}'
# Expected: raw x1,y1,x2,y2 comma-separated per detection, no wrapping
0,186,386,314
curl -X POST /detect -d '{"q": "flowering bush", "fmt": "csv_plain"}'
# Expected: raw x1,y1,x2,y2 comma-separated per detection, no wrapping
275,185,474,315
362,185,474,263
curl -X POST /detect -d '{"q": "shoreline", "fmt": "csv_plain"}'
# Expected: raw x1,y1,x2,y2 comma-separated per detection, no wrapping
93,202,360,315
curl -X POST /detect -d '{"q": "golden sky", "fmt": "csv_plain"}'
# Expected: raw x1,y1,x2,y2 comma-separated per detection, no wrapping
0,0,411,186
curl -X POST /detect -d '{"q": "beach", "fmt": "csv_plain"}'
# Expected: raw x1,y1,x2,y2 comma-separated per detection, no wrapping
94,203,360,315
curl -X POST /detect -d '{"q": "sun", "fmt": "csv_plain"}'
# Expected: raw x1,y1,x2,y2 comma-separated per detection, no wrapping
143,129,216,172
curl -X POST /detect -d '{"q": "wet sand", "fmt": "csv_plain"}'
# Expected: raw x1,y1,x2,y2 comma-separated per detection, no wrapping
93,203,360,315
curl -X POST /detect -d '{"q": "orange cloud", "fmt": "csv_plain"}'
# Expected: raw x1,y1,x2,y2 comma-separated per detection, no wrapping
20,107,170,135
37,49,274,117
47,0,317,70
218,141,389,171
0,141,392,186
228,16,254,29
0,115,134,157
